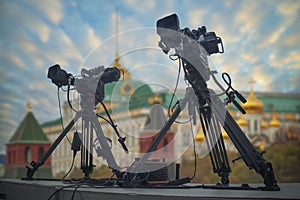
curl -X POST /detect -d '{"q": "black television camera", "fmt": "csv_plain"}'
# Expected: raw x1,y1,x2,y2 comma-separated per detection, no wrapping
47,64,120,105
156,14,224,83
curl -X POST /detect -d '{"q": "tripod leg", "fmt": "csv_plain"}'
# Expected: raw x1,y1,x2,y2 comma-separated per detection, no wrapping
23,111,81,179
90,113,120,171
80,116,94,178
213,106,280,190
130,88,192,174
199,106,231,185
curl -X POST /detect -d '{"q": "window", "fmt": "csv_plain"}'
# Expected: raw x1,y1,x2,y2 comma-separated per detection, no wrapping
38,147,44,160
25,147,31,163
254,120,258,132
8,151,11,164
13,151,16,163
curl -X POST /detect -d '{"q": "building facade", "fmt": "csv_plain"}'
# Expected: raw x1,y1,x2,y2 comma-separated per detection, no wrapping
41,55,300,177
40,12,300,177
5,103,52,178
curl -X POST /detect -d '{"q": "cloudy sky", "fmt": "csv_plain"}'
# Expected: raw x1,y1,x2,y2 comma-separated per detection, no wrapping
0,0,299,154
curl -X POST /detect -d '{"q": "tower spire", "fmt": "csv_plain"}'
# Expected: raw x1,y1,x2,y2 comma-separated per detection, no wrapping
115,6,119,59
26,101,32,113
249,77,255,93
113,7,131,80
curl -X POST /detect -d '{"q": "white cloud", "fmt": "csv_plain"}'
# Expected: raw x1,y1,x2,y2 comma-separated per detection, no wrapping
210,15,240,45
255,1,300,49
8,54,26,69
279,32,300,47
234,1,265,35
111,11,142,33
19,39,37,53
33,58,44,68
43,28,83,67
276,0,300,16
289,71,300,92
251,65,273,86
85,25,102,52
37,24,50,43
1,103,12,110
124,0,156,13
269,51,300,69
28,0,64,25
240,48,260,64
258,15,295,49
3,1,51,43
0,118,18,128
187,9,208,27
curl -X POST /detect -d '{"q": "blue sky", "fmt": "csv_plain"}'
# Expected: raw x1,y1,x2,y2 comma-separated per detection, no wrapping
0,0,300,154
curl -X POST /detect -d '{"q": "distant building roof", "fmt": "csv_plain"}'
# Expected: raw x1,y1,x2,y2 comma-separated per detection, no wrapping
41,118,61,128
228,92,300,114
8,110,50,144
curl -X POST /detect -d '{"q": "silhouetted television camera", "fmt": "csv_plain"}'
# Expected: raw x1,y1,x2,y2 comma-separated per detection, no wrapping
156,14,224,82
47,64,120,104
156,13,223,55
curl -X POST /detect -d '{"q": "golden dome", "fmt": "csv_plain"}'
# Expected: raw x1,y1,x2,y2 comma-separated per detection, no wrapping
261,120,268,130
269,116,280,127
237,115,248,127
113,55,132,80
148,93,163,104
242,79,264,114
259,143,265,151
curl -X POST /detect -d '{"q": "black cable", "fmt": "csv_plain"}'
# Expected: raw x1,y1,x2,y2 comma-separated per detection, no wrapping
67,83,78,113
99,101,129,153
168,57,181,118
57,87,72,145
96,113,114,127
61,154,76,180
221,72,232,93
99,101,121,138
211,73,226,96
167,57,192,124
47,184,77,200
71,182,83,200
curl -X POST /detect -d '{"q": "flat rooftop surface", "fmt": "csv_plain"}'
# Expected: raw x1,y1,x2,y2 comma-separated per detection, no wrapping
1,179,299,200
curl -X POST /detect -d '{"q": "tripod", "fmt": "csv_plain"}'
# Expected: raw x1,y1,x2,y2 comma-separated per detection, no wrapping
24,92,123,180
128,77,280,190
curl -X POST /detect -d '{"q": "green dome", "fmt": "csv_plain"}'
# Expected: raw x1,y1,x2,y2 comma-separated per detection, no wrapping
104,80,153,102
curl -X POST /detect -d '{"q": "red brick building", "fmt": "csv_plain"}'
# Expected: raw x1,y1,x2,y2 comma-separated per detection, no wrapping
139,98,175,160
5,104,52,178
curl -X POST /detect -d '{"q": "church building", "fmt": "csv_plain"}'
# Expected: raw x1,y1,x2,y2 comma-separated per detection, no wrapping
5,103,52,178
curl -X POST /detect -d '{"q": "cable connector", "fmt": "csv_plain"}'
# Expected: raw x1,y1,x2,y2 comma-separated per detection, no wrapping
71,131,82,157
